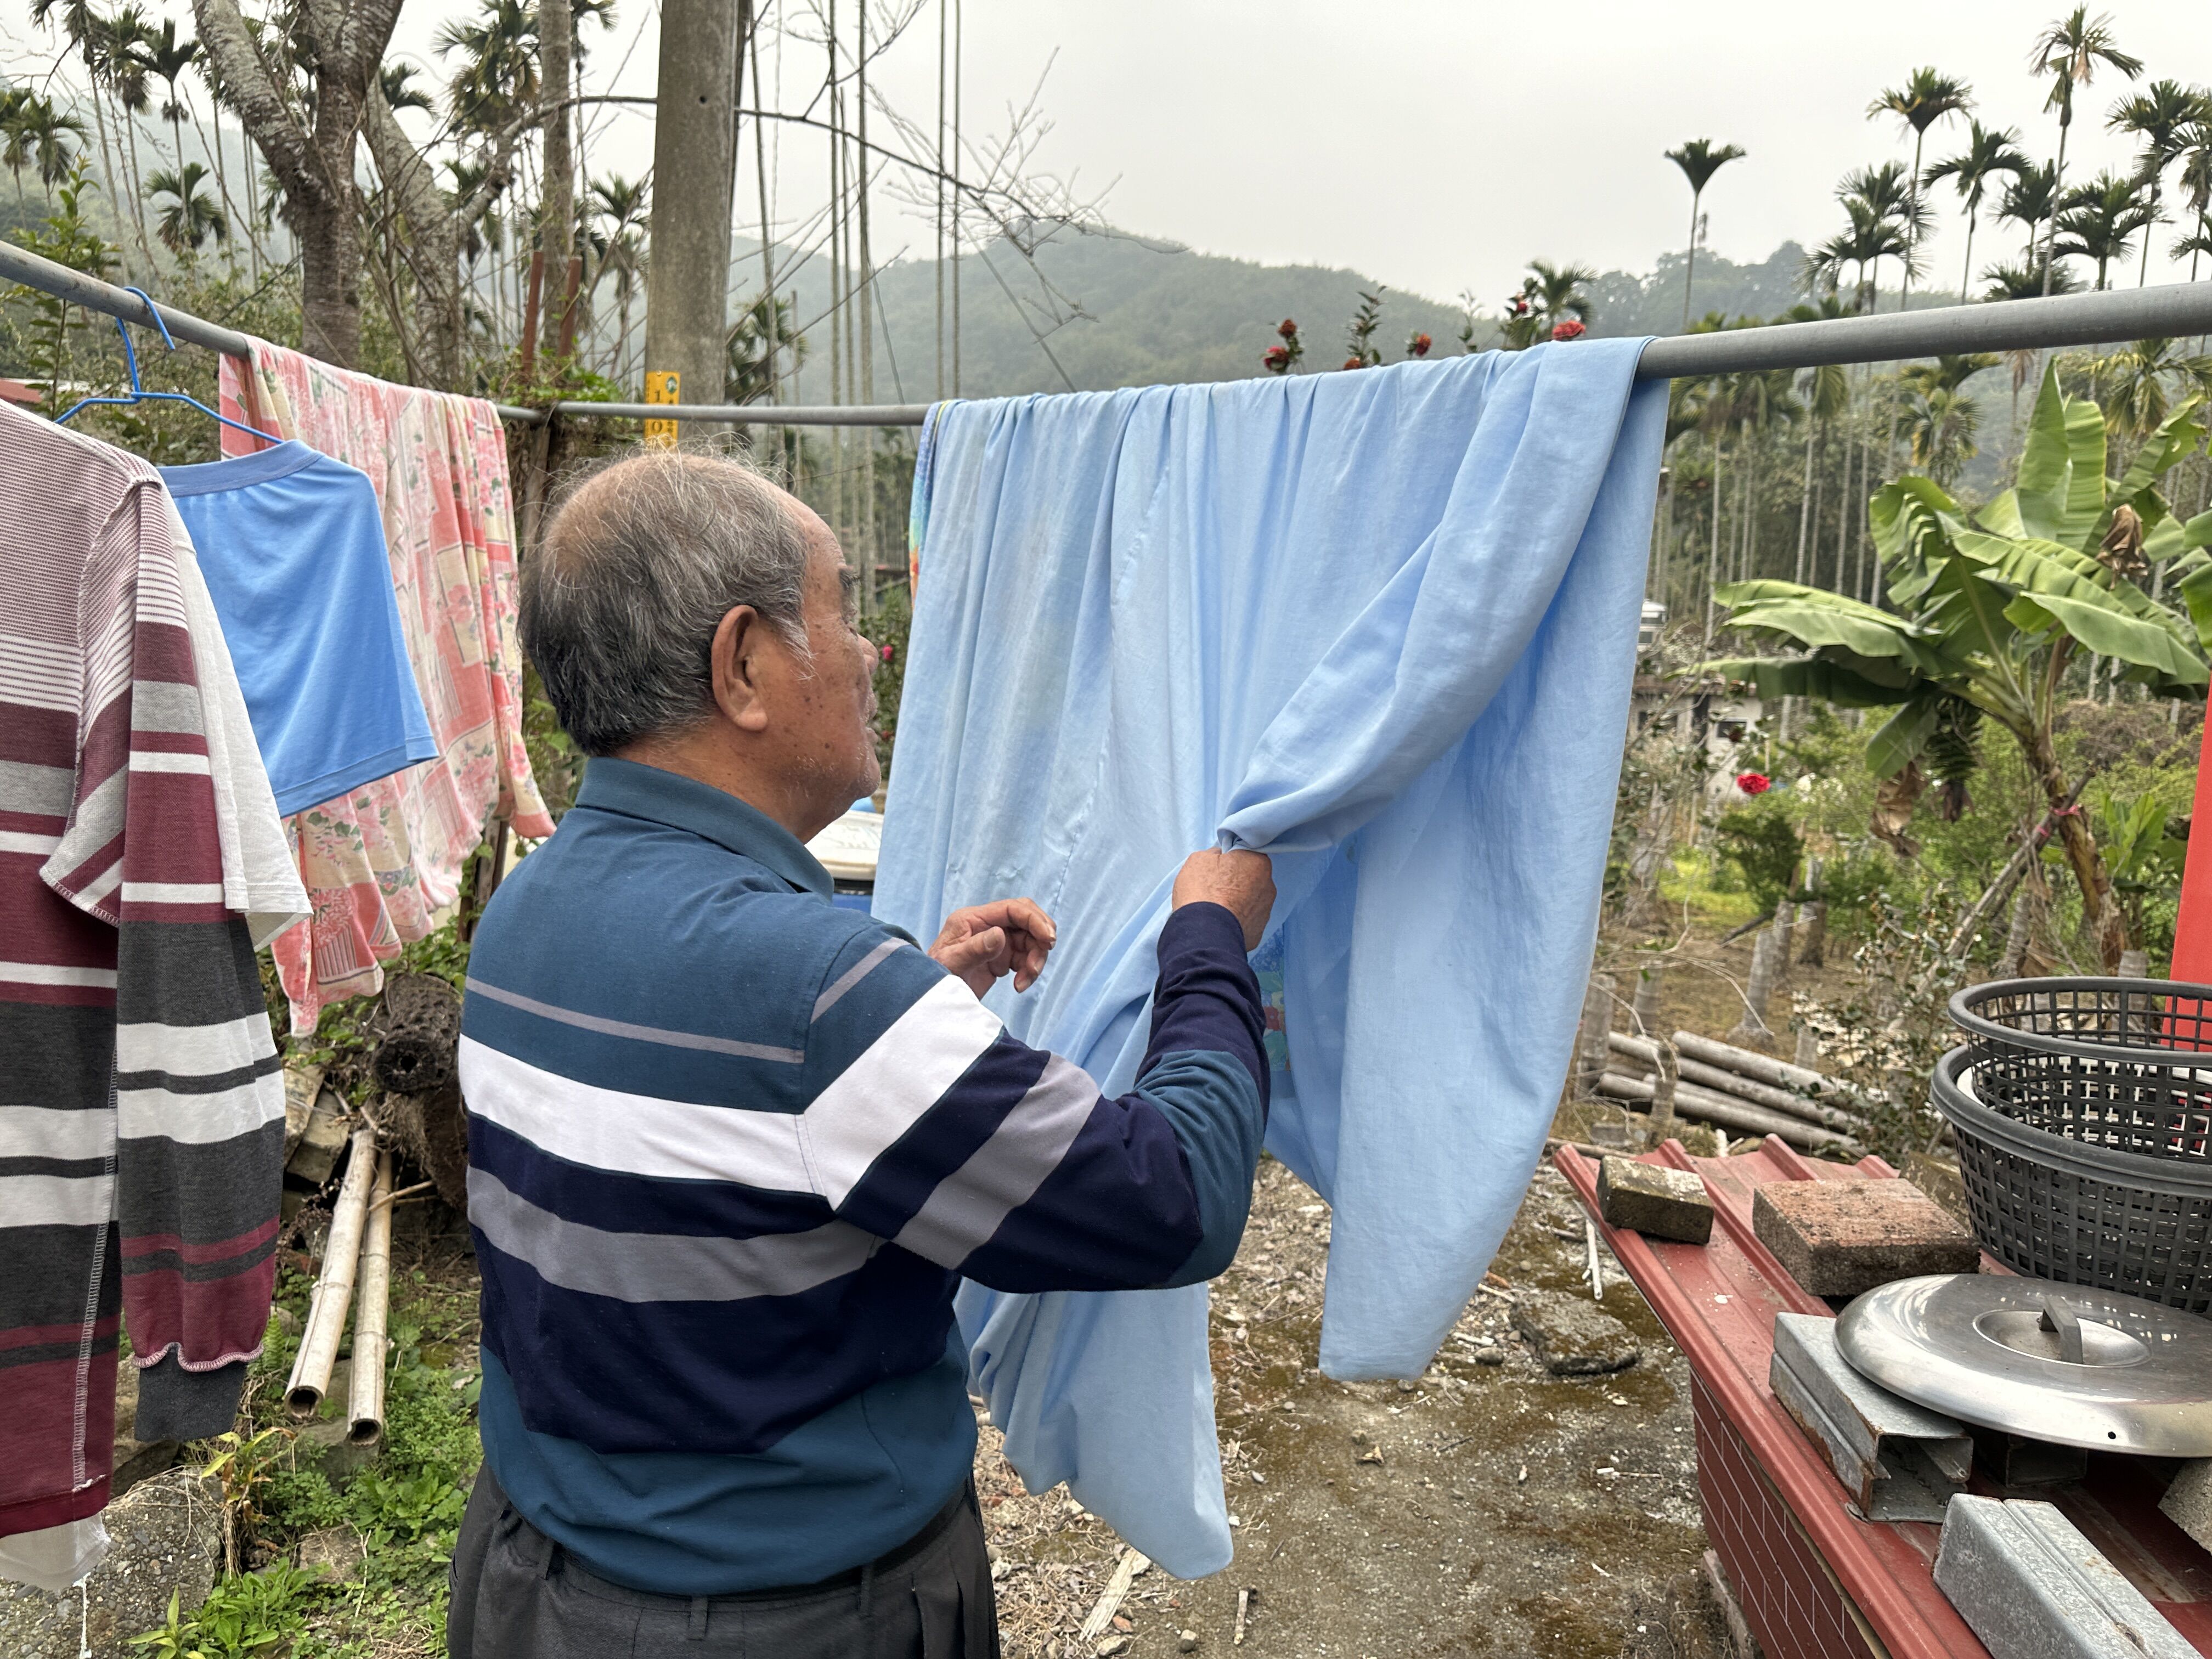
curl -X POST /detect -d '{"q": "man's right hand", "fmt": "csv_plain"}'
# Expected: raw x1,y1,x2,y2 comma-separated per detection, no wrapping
1171,849,1276,951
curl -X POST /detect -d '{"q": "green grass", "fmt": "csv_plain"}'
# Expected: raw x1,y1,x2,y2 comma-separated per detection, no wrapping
1651,847,1763,929
157,1246,486,1657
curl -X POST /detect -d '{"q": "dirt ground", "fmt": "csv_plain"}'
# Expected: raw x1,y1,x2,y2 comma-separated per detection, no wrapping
1596,911,1857,1071
958,913,1877,1657
972,1157,1735,1659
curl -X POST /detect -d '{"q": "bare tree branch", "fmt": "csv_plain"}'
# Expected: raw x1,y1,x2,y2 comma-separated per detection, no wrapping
360,80,462,385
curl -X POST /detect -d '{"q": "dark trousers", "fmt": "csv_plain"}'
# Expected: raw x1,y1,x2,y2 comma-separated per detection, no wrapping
448,1464,1002,1659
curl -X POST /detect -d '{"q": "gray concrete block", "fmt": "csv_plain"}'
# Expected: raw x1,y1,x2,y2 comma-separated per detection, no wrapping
1934,1494,2196,1659
1596,1156,1714,1244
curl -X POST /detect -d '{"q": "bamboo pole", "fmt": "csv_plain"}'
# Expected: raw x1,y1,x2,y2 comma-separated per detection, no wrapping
286,1127,376,1418
345,1150,395,1445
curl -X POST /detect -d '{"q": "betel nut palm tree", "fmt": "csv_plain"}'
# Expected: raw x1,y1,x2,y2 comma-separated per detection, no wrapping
2107,80,2210,286
1997,161,2061,267
1839,162,1928,305
1701,366,2212,968
1528,259,1597,340
2095,338,2212,447
587,172,648,379
1898,357,1998,488
145,159,225,253
1785,298,1854,585
1666,138,1747,329
2030,7,2144,294
1922,121,2032,303
379,61,437,116
1869,67,1973,307
1807,198,1908,313
2055,171,2155,289
0,91,83,210
138,15,198,170
2175,115,2212,280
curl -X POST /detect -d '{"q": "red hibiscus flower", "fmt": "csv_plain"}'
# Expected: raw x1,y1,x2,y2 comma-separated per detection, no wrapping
1735,772,1771,795
1551,318,1587,342
1407,332,1432,359
1263,344,1291,373
879,643,895,664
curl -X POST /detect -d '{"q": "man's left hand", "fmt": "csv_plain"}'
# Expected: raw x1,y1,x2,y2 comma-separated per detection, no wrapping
930,899,1057,997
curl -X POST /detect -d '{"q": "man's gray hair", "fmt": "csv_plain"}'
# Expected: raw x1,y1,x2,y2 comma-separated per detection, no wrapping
522,450,814,756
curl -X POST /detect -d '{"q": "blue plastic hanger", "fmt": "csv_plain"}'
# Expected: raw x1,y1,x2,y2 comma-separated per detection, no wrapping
54,286,284,445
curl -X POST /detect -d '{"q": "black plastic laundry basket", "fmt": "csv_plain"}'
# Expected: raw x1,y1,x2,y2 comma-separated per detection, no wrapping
1946,977,2212,1164
1932,1047,2212,1313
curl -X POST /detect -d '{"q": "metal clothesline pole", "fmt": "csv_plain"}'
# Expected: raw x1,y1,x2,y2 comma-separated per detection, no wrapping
0,240,253,358
0,240,922,427
7,238,2211,423
0,241,546,425
1633,279,2212,380
540,398,933,426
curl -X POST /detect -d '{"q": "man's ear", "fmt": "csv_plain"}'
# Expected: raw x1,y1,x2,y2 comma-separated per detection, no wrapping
710,605,773,734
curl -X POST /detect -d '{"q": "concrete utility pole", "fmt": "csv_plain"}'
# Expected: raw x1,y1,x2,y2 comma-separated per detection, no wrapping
643,0,748,444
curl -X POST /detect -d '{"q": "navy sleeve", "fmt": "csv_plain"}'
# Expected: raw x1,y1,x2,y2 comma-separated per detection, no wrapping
1128,902,1269,1287
807,902,1270,1293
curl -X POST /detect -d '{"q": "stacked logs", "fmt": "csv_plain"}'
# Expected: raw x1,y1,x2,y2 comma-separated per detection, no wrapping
1595,1028,1870,1157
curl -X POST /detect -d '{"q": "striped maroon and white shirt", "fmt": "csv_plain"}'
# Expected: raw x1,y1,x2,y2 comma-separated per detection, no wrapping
1,402,283,1538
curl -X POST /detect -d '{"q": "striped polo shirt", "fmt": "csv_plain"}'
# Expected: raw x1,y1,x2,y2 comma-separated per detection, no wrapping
460,757,1268,1594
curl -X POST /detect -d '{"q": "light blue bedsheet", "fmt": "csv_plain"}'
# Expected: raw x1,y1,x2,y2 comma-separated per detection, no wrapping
873,341,1665,1576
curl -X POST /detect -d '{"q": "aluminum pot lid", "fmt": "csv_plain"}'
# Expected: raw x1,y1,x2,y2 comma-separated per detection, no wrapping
1833,1274,2212,1456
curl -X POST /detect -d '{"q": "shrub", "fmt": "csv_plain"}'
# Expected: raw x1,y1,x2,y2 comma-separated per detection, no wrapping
1714,800,1802,915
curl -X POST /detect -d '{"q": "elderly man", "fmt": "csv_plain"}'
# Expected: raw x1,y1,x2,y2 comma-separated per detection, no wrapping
447,451,1276,1658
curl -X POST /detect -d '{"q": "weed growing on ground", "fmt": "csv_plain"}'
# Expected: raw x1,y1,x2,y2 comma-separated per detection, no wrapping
151,1249,486,1657
128,1568,328,1659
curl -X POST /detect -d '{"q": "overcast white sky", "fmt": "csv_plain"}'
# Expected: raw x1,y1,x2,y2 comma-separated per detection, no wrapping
6,0,2207,306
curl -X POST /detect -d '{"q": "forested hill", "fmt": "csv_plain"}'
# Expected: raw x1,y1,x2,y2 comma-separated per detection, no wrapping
763,228,1470,402
761,230,1879,403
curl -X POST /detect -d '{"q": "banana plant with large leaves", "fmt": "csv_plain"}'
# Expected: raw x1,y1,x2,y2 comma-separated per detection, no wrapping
1700,363,2212,969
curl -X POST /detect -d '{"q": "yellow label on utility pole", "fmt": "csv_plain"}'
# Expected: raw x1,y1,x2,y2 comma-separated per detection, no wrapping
644,370,680,449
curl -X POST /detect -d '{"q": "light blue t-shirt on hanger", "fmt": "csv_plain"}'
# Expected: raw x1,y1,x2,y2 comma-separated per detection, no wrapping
162,441,437,816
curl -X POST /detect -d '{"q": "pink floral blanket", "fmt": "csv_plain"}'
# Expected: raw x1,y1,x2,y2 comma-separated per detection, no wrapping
221,343,554,1032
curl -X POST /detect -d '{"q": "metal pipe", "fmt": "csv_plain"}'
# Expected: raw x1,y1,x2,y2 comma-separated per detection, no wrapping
1634,280,2212,380
0,240,252,357
14,228,2210,424
542,398,932,426
0,240,545,424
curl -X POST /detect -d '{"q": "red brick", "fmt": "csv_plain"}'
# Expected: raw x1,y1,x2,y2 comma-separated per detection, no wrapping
1751,1178,1978,1297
